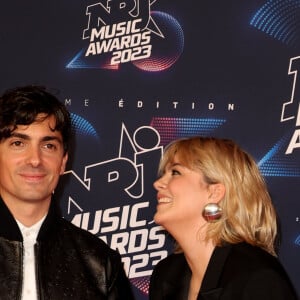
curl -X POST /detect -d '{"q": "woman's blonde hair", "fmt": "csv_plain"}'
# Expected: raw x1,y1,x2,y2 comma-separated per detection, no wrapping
158,136,277,256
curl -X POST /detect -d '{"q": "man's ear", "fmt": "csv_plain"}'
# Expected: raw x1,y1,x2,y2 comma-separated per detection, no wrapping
208,183,225,203
60,153,68,175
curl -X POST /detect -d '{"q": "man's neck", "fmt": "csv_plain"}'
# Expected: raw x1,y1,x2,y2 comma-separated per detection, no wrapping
2,197,50,227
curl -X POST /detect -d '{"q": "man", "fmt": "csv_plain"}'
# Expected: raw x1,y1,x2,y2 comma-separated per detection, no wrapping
0,85,134,299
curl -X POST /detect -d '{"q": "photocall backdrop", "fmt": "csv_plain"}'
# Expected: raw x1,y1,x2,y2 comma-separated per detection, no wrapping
1,1,299,298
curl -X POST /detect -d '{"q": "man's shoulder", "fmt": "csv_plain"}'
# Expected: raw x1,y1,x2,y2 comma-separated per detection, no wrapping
59,218,120,258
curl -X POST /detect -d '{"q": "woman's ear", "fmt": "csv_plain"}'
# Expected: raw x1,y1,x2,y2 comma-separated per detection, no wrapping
208,183,225,203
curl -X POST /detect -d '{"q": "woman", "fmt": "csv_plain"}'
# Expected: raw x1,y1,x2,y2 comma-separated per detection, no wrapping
149,137,297,300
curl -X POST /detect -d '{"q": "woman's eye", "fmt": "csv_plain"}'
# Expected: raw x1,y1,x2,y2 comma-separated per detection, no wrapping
171,169,180,175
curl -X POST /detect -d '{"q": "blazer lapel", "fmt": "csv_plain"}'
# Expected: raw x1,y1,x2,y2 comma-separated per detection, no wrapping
198,288,223,300
198,244,233,300
159,253,191,300
161,275,190,300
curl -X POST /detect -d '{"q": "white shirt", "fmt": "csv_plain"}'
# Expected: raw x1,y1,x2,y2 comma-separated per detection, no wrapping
16,217,45,300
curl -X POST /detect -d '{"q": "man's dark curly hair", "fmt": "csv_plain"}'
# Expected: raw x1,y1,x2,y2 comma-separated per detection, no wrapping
0,85,71,154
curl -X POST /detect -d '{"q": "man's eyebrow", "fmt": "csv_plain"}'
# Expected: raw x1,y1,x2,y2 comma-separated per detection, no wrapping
41,136,63,143
9,132,62,143
9,132,30,140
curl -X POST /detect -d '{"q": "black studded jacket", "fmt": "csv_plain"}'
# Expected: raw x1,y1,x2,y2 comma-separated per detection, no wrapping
0,197,134,300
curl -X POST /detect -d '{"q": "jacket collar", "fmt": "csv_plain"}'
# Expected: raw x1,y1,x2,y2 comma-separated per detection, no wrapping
159,244,233,300
37,196,61,241
0,196,60,242
0,197,23,241
198,243,232,300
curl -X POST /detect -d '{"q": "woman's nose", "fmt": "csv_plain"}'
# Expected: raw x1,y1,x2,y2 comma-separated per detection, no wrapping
153,176,167,190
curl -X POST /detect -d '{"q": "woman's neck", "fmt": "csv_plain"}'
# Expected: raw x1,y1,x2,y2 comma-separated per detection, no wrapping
182,239,215,300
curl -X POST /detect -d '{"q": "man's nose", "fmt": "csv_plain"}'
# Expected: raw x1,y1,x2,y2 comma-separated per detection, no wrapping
26,146,42,167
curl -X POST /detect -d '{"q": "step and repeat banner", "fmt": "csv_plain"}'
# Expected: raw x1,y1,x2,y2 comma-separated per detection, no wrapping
1,1,299,298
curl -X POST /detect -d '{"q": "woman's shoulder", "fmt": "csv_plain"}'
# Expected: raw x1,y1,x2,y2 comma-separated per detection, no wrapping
227,242,279,267
221,242,293,282
219,243,298,298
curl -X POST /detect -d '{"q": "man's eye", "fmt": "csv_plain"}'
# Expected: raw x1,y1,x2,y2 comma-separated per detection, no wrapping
44,144,56,150
11,141,23,147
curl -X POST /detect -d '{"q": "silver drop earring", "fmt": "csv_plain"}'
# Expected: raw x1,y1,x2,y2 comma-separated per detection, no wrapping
202,203,222,222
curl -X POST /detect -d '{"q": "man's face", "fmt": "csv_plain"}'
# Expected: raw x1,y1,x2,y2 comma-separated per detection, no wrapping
0,114,68,208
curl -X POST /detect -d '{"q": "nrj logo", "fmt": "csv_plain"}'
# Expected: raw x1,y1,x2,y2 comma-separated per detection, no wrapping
281,56,300,154
60,124,168,278
66,0,184,71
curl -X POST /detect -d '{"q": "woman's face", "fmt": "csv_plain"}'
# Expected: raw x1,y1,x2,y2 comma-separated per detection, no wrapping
153,155,210,231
